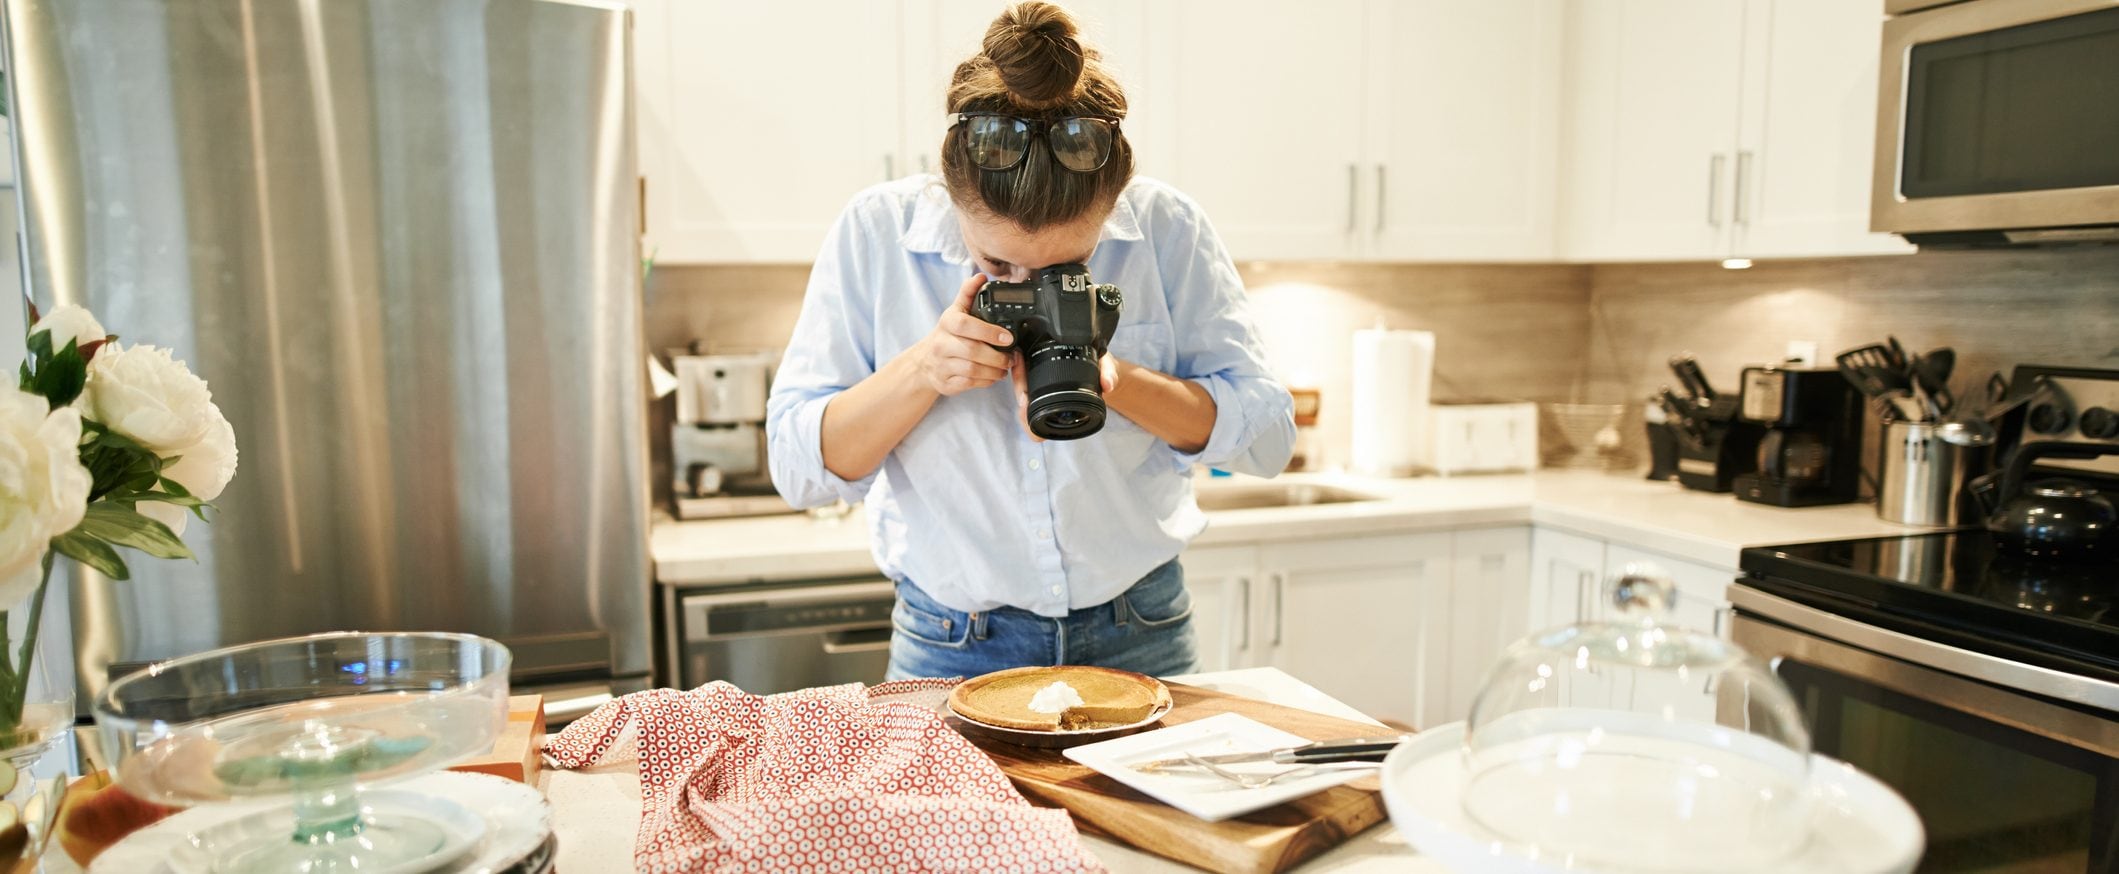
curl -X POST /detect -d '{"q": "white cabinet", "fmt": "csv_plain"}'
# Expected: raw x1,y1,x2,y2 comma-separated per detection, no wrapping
1559,0,1748,261
1148,0,1370,261
1180,544,1258,675
1528,527,1606,631
634,0,904,263
1151,0,1562,261
1559,0,1914,261
1364,1,1562,261
1182,527,1531,730
1732,0,1914,258
1258,532,1454,729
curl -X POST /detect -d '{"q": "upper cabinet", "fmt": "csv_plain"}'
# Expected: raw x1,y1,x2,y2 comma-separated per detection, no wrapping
637,0,1905,264
634,0,904,263
1559,0,1913,261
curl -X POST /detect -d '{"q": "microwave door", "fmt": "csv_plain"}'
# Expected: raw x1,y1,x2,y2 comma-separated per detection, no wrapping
1874,0,2119,239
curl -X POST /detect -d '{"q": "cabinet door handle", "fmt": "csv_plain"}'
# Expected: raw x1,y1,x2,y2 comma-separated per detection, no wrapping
883,153,895,181
1577,569,1596,619
1712,605,1729,638
1345,164,1358,234
1236,576,1251,651
1706,153,1726,228
1373,164,1387,234
918,153,930,174
1733,151,1753,226
1271,573,1286,646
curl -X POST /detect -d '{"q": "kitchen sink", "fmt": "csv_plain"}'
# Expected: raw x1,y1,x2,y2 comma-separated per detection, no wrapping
1193,483,1383,511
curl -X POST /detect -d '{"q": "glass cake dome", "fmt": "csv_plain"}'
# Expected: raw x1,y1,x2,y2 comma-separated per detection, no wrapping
1456,565,1814,872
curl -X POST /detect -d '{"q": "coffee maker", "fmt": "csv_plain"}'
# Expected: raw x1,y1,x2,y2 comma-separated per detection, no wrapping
1733,365,1863,507
670,352,796,519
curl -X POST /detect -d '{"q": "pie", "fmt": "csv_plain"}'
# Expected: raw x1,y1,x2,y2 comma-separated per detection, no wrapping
948,665,1171,732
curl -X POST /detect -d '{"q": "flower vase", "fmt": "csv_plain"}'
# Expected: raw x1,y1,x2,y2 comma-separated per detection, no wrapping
0,554,76,872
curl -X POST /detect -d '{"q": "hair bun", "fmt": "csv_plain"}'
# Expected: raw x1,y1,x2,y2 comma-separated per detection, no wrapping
982,2,1085,107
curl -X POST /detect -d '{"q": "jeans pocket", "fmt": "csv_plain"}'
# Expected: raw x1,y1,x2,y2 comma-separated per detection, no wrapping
892,584,973,649
1123,568,1193,630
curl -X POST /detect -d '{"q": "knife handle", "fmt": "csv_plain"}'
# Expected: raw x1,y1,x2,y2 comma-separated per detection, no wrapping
1280,735,1411,764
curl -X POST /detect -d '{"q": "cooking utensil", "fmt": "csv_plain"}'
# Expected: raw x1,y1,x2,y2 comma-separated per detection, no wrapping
1885,336,1911,374
1175,754,1377,790
1134,735,1408,772
1838,343,1924,420
1912,350,1957,416
1670,354,1715,400
1970,441,2119,560
1934,417,1997,447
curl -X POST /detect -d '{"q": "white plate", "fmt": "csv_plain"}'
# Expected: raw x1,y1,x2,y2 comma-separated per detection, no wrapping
93,771,552,874
1062,712,1374,823
1380,721,1924,874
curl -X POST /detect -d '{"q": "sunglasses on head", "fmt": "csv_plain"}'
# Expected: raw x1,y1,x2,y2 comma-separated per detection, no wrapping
953,112,1121,173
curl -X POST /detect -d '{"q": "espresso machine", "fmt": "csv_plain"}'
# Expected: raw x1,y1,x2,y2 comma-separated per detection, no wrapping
1733,365,1864,507
670,352,797,519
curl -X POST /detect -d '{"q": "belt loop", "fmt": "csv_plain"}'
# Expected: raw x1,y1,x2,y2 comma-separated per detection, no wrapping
1113,591,1131,627
970,611,987,640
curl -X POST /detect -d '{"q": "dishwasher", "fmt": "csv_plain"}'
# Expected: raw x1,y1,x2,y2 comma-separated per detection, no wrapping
663,577,898,693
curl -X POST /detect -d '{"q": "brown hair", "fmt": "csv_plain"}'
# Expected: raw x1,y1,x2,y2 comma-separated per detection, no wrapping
940,2,1134,232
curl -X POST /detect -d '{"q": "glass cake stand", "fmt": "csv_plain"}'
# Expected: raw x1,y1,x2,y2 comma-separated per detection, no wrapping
95,632,511,873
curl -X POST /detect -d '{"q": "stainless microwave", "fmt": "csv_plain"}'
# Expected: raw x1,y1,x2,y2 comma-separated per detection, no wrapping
1873,0,2119,246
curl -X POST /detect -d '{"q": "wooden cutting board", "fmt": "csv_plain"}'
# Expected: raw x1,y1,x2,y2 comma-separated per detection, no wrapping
963,682,1393,874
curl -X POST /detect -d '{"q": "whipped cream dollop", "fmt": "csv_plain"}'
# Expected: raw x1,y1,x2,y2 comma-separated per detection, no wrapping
1027,680,1085,714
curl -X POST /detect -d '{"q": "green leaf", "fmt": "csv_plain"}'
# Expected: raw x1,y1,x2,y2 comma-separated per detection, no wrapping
50,531,129,581
92,429,147,454
75,505,194,561
26,329,50,360
27,339,86,408
158,478,194,498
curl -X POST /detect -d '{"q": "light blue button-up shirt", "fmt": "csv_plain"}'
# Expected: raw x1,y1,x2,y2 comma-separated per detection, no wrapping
767,175,1295,617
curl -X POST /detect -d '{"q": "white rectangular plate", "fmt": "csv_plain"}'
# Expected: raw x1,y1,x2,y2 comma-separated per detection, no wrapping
1061,712,1371,822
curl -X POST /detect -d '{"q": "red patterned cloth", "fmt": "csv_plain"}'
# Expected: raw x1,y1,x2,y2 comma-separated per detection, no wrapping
544,680,1105,874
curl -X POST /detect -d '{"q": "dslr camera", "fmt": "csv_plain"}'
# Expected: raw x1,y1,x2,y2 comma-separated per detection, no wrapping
970,263,1123,440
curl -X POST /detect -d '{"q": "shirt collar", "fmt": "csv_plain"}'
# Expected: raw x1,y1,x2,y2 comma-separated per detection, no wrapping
899,179,1145,266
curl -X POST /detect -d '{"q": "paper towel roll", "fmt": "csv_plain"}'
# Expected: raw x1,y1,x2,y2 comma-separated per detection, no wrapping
1351,329,1434,477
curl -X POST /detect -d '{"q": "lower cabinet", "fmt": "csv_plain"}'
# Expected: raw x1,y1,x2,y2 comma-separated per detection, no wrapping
1182,524,1737,731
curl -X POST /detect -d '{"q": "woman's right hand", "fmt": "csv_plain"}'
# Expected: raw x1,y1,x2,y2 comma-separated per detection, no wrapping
916,273,1015,396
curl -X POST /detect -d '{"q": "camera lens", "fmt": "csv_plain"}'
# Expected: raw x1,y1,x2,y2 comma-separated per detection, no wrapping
1027,391,1105,440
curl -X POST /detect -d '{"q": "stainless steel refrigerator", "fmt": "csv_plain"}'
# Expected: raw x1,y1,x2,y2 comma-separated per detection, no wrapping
2,0,652,722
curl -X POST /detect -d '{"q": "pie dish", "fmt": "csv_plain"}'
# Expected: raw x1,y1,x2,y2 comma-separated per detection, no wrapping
947,666,1172,734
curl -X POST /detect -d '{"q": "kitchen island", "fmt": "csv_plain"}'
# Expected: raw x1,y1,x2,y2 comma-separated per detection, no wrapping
542,667,1449,872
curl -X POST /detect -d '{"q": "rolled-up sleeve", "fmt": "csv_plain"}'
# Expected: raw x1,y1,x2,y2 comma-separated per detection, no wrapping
767,204,883,508
1155,199,1296,477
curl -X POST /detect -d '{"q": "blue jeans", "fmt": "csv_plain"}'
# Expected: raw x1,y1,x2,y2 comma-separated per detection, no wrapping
885,560,1200,680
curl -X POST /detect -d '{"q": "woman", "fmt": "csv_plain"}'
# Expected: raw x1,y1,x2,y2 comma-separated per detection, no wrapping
768,1,1293,680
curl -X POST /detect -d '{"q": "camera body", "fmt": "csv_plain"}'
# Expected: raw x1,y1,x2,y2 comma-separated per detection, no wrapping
970,263,1123,440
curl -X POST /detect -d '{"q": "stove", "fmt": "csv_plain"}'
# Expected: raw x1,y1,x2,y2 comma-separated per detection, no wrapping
1741,532,2119,687
1727,364,2119,872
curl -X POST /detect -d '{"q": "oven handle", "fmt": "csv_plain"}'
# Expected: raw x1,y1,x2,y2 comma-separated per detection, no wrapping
821,627,894,655
1728,585,2119,713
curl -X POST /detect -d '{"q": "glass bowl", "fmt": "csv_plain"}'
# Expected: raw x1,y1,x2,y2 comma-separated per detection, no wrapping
1459,566,1813,871
95,632,511,873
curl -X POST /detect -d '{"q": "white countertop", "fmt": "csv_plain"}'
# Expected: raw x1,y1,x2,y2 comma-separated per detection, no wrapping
540,667,1446,873
651,468,1921,586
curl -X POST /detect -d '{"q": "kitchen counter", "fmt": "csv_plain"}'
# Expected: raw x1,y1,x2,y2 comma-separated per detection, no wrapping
541,667,1447,873
651,468,1922,586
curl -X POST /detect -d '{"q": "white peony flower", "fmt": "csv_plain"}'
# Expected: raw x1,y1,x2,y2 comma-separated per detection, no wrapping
29,303,108,354
83,343,216,453
138,401,238,537
0,386,91,605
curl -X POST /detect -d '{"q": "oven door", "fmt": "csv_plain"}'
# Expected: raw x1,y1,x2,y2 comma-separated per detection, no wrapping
1731,587,2119,872
1873,0,2119,240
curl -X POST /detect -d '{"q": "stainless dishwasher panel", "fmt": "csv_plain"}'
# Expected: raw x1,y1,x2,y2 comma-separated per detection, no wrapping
678,580,897,694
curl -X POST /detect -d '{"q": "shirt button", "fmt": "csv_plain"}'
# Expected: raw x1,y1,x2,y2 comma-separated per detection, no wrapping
1037,529,1051,540
1029,459,1042,471
1051,585,1063,595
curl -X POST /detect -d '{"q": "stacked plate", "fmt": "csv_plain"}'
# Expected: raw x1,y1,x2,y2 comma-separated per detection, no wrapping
91,771,554,874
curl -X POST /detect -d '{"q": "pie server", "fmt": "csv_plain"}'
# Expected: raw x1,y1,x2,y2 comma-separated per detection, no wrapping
1132,734,1410,772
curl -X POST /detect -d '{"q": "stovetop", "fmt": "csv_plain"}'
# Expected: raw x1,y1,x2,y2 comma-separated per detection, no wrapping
1740,531,2119,681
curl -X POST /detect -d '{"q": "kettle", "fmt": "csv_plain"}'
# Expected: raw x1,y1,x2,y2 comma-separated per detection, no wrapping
1969,441,2119,560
